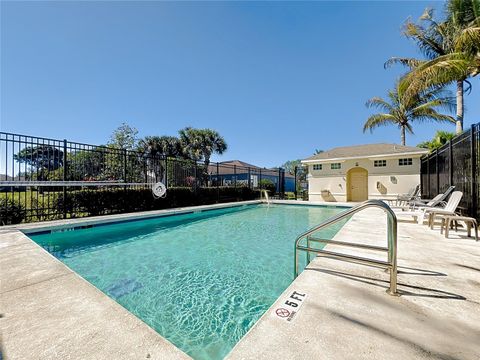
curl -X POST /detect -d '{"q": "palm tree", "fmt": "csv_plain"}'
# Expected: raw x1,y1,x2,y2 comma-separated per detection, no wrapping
418,130,456,151
138,136,183,158
178,127,227,167
363,82,455,145
386,1,480,133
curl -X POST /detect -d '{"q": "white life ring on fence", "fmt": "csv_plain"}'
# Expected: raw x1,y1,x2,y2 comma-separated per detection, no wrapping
152,182,167,199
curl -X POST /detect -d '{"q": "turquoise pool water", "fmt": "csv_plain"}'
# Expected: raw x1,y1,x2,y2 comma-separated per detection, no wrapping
30,204,347,360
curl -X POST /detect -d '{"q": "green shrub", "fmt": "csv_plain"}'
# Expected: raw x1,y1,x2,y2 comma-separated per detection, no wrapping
285,192,296,200
0,198,25,225
259,179,276,195
52,186,256,218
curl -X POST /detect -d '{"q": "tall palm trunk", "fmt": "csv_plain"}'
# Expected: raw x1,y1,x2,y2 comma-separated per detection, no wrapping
400,126,406,146
456,80,464,134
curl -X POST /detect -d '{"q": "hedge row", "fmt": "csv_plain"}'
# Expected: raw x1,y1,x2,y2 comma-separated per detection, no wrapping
58,186,257,216
1,186,258,224
0,198,26,225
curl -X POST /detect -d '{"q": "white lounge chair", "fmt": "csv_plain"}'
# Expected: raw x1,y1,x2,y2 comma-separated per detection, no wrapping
395,191,463,225
392,193,444,211
384,185,420,207
408,186,455,209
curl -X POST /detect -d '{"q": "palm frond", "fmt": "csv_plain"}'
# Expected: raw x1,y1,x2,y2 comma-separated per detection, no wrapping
411,107,456,124
384,57,423,69
404,21,446,58
412,96,456,114
403,53,473,96
363,114,397,133
405,122,414,134
365,97,394,112
455,26,480,54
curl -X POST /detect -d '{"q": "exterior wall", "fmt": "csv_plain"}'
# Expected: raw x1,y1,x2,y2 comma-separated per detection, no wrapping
306,156,422,202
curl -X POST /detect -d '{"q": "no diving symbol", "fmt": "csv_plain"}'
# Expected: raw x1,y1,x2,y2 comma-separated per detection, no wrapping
275,308,290,318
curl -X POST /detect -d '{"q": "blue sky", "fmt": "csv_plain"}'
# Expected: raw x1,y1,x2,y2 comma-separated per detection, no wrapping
1,1,479,167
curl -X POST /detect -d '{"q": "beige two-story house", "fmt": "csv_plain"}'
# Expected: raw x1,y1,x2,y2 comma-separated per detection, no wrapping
301,144,428,202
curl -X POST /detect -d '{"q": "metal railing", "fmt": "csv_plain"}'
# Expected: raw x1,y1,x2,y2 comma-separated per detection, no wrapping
294,200,398,296
421,122,479,221
260,189,270,204
1,131,293,223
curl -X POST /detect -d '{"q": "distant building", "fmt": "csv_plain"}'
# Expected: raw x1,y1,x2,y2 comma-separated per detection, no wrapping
301,144,428,202
207,160,295,192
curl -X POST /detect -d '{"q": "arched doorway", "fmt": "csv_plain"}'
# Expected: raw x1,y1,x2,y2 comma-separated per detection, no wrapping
347,167,368,201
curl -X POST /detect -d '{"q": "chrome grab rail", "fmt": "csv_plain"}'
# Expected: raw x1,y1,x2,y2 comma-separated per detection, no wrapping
294,200,398,295
260,189,270,204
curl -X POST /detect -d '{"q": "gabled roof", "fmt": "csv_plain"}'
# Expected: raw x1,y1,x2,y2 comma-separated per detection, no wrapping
217,160,259,168
302,143,428,163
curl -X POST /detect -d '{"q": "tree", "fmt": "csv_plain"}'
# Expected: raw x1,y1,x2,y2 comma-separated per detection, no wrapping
108,123,138,150
66,148,107,180
281,159,307,194
386,1,480,133
138,136,183,158
418,130,456,151
259,178,276,194
363,82,455,145
14,145,64,180
281,159,301,175
178,127,227,167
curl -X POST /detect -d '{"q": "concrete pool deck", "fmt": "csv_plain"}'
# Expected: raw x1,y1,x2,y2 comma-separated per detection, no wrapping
227,205,480,360
1,200,479,359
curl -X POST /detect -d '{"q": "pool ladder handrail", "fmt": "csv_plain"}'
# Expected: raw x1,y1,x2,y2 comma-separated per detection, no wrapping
294,200,398,296
260,189,270,204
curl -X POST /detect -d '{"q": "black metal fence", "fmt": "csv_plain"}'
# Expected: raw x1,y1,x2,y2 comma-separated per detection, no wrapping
0,132,287,223
420,123,479,220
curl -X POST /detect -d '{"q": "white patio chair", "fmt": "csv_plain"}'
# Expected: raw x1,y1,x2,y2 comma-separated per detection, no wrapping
395,191,463,225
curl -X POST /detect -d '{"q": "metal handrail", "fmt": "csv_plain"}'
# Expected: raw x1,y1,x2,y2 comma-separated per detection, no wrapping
260,189,270,204
294,199,398,295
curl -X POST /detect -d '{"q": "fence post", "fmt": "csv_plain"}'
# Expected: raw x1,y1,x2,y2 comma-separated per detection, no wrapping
279,168,285,199
294,166,298,199
435,149,439,194
234,165,237,189
123,149,127,182
164,157,168,188
259,169,262,189
248,167,251,188
449,140,453,186
194,161,197,194
471,124,477,218
63,139,67,219
277,168,281,195
425,154,431,199
216,162,219,203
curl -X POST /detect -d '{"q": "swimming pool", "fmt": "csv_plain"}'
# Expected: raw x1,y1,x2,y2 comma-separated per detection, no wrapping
30,203,348,360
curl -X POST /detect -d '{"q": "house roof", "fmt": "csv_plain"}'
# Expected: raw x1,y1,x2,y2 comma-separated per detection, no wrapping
208,160,295,178
302,143,428,163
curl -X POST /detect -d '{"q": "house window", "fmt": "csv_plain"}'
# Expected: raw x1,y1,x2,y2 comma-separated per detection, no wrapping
374,160,387,167
313,164,322,170
331,163,341,170
399,158,413,166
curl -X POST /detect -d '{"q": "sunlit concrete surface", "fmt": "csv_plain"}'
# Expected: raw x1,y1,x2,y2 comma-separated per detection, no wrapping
227,207,480,360
0,227,192,360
